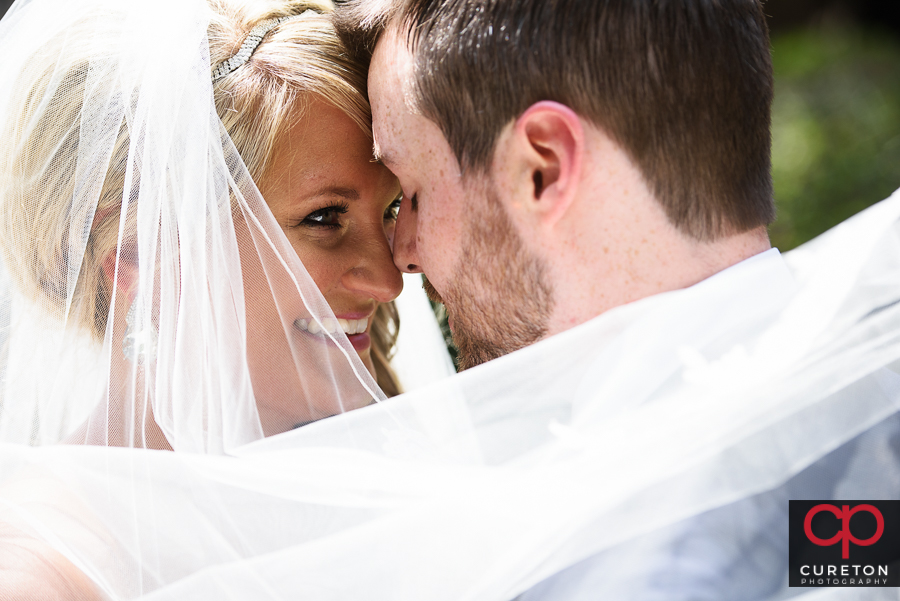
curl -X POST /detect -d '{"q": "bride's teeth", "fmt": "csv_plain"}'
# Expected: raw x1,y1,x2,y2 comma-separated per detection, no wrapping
354,318,368,334
296,316,369,335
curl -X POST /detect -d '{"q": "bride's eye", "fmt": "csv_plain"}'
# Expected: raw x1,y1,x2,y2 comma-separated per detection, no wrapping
301,203,349,228
384,195,402,222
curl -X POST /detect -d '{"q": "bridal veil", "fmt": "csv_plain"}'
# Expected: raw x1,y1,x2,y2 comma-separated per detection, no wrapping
0,0,395,451
0,0,899,598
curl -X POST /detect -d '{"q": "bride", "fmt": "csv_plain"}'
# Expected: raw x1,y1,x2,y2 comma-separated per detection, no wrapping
0,0,448,595
1,0,900,599
0,0,409,451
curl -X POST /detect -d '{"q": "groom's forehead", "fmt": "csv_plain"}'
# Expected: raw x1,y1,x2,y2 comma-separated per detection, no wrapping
369,28,424,167
370,25,414,103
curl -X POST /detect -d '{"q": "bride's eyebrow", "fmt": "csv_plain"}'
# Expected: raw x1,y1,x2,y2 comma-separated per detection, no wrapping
307,186,359,201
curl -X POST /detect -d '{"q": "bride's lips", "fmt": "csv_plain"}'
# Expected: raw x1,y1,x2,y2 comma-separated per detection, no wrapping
292,311,373,352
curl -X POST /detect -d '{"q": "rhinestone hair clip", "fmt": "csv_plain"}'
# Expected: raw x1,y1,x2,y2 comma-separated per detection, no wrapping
211,10,314,82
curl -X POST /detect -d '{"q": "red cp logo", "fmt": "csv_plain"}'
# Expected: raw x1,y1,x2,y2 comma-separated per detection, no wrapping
804,504,884,559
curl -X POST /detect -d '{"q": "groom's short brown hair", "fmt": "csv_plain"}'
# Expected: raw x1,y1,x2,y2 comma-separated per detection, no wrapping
336,0,775,241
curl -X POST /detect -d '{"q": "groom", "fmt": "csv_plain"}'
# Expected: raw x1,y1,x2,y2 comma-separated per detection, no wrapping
334,1,900,598
337,0,775,370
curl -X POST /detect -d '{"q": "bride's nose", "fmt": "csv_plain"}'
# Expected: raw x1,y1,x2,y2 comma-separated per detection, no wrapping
341,224,403,303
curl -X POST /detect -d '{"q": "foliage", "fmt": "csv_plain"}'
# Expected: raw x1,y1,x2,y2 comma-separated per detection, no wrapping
770,26,900,250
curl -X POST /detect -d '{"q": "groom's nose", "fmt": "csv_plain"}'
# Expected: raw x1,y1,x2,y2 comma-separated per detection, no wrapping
392,194,422,274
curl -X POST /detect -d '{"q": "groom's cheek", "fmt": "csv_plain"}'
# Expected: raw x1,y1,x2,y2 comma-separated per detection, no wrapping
428,196,467,260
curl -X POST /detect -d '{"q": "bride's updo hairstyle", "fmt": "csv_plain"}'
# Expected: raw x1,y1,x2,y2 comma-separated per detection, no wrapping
0,0,401,397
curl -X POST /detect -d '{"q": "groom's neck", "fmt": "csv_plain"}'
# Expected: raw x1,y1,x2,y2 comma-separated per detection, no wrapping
537,148,771,338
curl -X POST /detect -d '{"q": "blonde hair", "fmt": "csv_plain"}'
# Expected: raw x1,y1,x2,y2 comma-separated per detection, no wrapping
0,0,402,396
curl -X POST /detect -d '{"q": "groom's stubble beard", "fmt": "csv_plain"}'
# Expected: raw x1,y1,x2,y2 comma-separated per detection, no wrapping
424,184,554,371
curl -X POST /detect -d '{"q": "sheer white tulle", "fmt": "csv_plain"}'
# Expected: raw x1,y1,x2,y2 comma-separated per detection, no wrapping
0,0,392,452
0,0,899,598
3,188,899,599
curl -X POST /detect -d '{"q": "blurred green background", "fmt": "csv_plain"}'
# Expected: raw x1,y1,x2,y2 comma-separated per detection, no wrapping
767,0,900,250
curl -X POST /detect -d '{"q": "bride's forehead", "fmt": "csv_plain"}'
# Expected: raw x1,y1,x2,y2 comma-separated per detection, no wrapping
263,123,396,201
273,107,374,165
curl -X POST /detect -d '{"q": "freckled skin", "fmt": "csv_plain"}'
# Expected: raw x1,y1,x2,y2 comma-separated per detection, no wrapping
370,26,771,352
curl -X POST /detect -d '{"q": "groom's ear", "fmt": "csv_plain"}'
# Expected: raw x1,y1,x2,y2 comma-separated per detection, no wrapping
495,101,584,228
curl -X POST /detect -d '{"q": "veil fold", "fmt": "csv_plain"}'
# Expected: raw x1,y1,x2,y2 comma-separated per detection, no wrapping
2,186,898,599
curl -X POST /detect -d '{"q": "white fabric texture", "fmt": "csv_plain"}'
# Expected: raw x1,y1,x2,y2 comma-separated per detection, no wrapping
2,186,899,599
0,0,899,598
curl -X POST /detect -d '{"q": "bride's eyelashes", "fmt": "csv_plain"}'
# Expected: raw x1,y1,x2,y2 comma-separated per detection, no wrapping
293,192,401,233
300,202,350,229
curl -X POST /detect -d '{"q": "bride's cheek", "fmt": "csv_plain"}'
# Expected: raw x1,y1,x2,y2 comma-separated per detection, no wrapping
289,243,343,297
385,221,396,249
